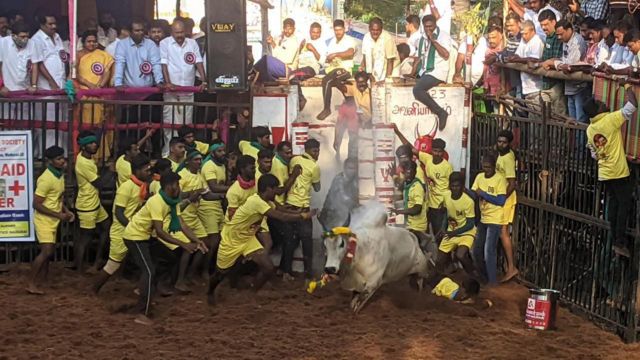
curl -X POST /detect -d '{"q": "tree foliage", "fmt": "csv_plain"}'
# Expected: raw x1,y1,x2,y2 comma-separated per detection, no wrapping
344,0,427,31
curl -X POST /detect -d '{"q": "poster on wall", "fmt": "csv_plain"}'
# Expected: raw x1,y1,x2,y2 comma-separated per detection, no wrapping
0,131,34,242
382,86,467,171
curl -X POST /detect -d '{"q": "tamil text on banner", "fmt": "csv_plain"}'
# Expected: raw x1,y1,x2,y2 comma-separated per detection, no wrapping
380,86,466,170
0,131,34,241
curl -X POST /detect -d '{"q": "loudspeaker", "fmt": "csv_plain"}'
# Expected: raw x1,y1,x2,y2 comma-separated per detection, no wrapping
206,0,248,91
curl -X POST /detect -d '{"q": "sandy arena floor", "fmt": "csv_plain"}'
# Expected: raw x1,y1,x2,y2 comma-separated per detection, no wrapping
1,264,639,359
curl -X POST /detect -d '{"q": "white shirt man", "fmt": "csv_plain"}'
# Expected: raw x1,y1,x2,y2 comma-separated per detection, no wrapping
515,34,544,97
298,37,327,75
325,35,356,73
272,33,301,70
417,29,452,82
0,35,36,91
31,22,68,158
361,30,398,81
32,29,66,89
160,35,204,156
524,5,561,42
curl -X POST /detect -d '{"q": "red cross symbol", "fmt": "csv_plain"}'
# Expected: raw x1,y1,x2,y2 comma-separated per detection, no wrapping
9,180,24,196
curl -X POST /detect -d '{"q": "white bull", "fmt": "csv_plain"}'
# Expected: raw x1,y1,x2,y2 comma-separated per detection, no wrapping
322,202,433,313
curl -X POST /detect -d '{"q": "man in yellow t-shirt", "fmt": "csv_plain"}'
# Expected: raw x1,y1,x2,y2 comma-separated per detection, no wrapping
115,129,154,187
436,172,477,277
428,274,480,302
496,130,519,282
208,174,314,305
585,88,637,257
178,125,210,156
122,172,206,325
177,150,225,290
238,126,272,162
471,153,507,285
198,140,229,278
93,154,152,294
226,155,258,221
75,131,111,273
418,139,453,238
166,137,186,172
149,159,173,195
27,146,75,295
392,162,429,250
283,139,321,279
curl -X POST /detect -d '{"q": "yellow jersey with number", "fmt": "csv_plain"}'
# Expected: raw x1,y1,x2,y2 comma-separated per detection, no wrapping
418,152,453,209
471,172,507,225
443,191,476,236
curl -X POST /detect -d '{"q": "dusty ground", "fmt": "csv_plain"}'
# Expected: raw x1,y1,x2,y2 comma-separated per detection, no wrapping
1,264,639,360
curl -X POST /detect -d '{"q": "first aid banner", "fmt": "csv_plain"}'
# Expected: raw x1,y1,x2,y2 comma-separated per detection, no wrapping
0,131,34,242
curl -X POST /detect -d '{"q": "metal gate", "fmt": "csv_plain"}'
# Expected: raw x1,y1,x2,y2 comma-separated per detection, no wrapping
471,95,640,342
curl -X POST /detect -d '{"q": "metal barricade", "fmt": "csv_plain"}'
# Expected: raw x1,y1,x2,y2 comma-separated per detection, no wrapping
471,93,640,342
0,92,250,268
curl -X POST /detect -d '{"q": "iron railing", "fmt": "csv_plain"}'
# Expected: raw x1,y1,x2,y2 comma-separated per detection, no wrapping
0,94,250,268
471,93,640,342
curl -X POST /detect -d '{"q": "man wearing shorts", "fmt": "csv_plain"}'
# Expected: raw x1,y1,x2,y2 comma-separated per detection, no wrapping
93,154,152,294
27,146,75,295
495,130,519,281
176,150,223,290
208,174,313,305
198,140,229,279
392,161,430,251
75,131,111,272
122,172,206,325
435,172,477,277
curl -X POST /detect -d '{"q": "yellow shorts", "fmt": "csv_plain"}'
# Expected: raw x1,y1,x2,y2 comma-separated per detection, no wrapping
198,202,225,235
502,193,517,225
77,205,109,229
35,223,58,244
439,233,475,253
34,213,60,244
108,233,128,262
216,236,264,270
160,230,190,250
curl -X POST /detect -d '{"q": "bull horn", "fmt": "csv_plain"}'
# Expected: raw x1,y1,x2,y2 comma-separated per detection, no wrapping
343,213,351,227
429,118,438,136
318,216,329,232
415,122,420,139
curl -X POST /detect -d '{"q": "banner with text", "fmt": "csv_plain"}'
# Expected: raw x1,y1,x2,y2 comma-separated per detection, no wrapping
0,131,34,242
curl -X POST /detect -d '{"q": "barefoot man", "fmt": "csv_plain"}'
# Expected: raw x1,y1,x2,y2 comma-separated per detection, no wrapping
27,146,75,294
208,174,315,305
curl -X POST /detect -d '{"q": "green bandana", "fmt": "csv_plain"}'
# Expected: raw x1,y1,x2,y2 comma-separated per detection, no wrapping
159,189,181,233
77,135,98,146
403,178,423,225
275,154,289,165
418,27,440,73
202,143,225,167
250,141,264,151
47,165,63,179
